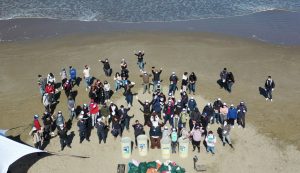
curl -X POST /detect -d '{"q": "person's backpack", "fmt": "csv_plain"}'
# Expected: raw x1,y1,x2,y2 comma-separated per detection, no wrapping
111,128,119,137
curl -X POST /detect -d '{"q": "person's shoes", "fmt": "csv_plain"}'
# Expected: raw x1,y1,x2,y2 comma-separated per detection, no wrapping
99,141,101,144
238,125,242,128
67,145,71,148
192,148,195,152
61,147,64,151
266,98,269,101
198,150,200,153
270,99,273,102
79,140,83,144
223,143,225,146
212,152,215,155
231,125,234,128
87,139,90,142
229,144,234,149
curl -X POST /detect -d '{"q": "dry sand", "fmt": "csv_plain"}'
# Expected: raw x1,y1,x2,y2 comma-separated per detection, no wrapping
1,32,300,172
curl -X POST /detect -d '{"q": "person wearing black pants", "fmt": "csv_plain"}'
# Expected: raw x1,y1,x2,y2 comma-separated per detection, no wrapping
132,120,145,148
237,101,247,128
95,118,108,144
264,76,275,101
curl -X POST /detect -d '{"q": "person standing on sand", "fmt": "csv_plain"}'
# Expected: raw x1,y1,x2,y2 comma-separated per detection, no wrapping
134,50,145,71
190,126,204,153
99,58,112,77
181,72,189,93
69,66,77,86
29,127,42,149
132,120,145,148
202,103,214,125
265,76,275,101
83,65,91,91
67,95,76,121
222,120,234,149
227,104,237,128
47,72,56,85
205,131,216,155
37,74,47,96
179,108,189,128
114,72,122,92
57,124,71,151
151,66,163,92
237,101,247,128
95,118,108,144
169,72,179,95
140,71,152,94
89,99,99,127
33,114,42,131
137,96,153,126
171,128,178,154
60,68,68,89
219,103,229,125
219,68,228,89
124,81,135,107
226,71,235,93
212,98,223,124
77,115,88,143
188,72,197,95
63,79,72,97
55,111,65,129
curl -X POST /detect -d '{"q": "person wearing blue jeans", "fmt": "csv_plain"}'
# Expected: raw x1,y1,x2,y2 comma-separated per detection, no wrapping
134,50,145,71
205,131,216,155
188,72,197,95
264,76,275,101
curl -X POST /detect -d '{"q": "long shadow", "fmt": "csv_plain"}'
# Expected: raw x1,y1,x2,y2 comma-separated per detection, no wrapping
68,131,75,147
76,77,82,86
216,79,224,89
55,82,62,89
258,87,267,98
216,127,223,141
66,119,73,130
41,140,50,150
70,90,78,100
54,91,61,101
8,152,50,173
75,105,82,116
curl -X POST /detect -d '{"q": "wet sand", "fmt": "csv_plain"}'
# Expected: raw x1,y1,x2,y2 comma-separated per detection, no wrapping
1,32,300,172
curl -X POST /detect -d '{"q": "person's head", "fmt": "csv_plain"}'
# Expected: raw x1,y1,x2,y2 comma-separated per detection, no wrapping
164,126,168,130
217,98,221,101
191,72,195,75
115,72,120,76
90,99,94,103
172,128,176,132
120,105,124,109
172,72,175,75
184,72,188,75
207,102,211,106
32,127,37,132
223,68,227,71
143,71,147,74
69,66,72,69
38,74,42,78
138,50,142,53
145,100,149,105
85,65,88,69
49,73,54,77
59,124,64,130
195,126,200,130
58,111,62,116
230,104,234,108
135,120,139,124
223,102,227,107
182,108,186,112
208,130,213,134
240,101,244,106
68,95,73,100
268,76,272,80
34,114,39,119
83,104,88,108
105,58,108,62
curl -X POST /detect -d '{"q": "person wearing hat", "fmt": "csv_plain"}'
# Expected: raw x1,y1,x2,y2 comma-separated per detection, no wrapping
180,108,189,128
202,103,214,124
219,103,229,125
134,50,145,71
264,76,275,101
118,105,133,131
237,101,248,128
137,96,153,126
152,66,163,92
219,68,228,89
227,104,237,128
77,115,88,143
212,98,223,124
140,71,152,94
190,125,204,153
57,124,71,151
29,127,42,149
163,101,175,126
89,99,99,127
55,111,65,129
175,99,183,115
205,131,216,155
60,68,68,89
99,58,112,77
171,128,178,154
188,72,197,95
169,72,178,95
187,97,197,113
132,120,145,148
83,65,91,91
124,81,135,107
149,124,162,149
95,118,108,144
63,79,72,97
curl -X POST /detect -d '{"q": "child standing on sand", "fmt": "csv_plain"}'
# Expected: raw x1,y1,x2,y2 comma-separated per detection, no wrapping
205,131,216,155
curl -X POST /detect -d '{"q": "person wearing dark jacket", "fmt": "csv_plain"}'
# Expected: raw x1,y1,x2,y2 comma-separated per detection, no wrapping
237,101,247,128
77,115,88,143
202,103,214,124
188,72,197,95
111,117,122,139
189,108,201,131
213,98,223,124
134,50,145,71
118,105,132,131
226,72,235,93
124,81,135,107
169,72,178,95
132,120,145,148
219,68,228,89
57,124,71,150
163,102,175,126
264,76,275,101
137,96,153,126
95,118,108,144
149,125,162,149
152,67,163,92
100,58,112,77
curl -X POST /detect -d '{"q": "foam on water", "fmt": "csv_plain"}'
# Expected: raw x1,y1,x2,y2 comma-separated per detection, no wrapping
1,0,300,22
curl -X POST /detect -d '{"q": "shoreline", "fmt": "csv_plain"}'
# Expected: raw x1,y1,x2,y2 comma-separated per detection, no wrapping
1,10,300,45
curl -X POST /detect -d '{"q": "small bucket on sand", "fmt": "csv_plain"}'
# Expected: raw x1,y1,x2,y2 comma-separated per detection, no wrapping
121,137,131,159
137,135,148,156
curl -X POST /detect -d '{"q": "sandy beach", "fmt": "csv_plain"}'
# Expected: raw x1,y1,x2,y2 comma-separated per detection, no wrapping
1,31,300,172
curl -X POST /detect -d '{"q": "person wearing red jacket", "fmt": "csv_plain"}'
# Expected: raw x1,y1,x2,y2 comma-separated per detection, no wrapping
33,114,42,131
45,83,55,103
89,99,99,127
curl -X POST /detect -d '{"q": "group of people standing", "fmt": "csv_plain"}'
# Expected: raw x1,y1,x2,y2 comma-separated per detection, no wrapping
31,49,275,158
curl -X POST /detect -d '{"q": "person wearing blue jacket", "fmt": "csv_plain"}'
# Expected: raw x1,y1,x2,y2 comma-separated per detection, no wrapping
188,97,197,113
69,66,77,86
227,104,237,127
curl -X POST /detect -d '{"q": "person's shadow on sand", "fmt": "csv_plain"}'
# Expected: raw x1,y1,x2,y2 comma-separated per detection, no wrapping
67,131,75,147
258,87,267,98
